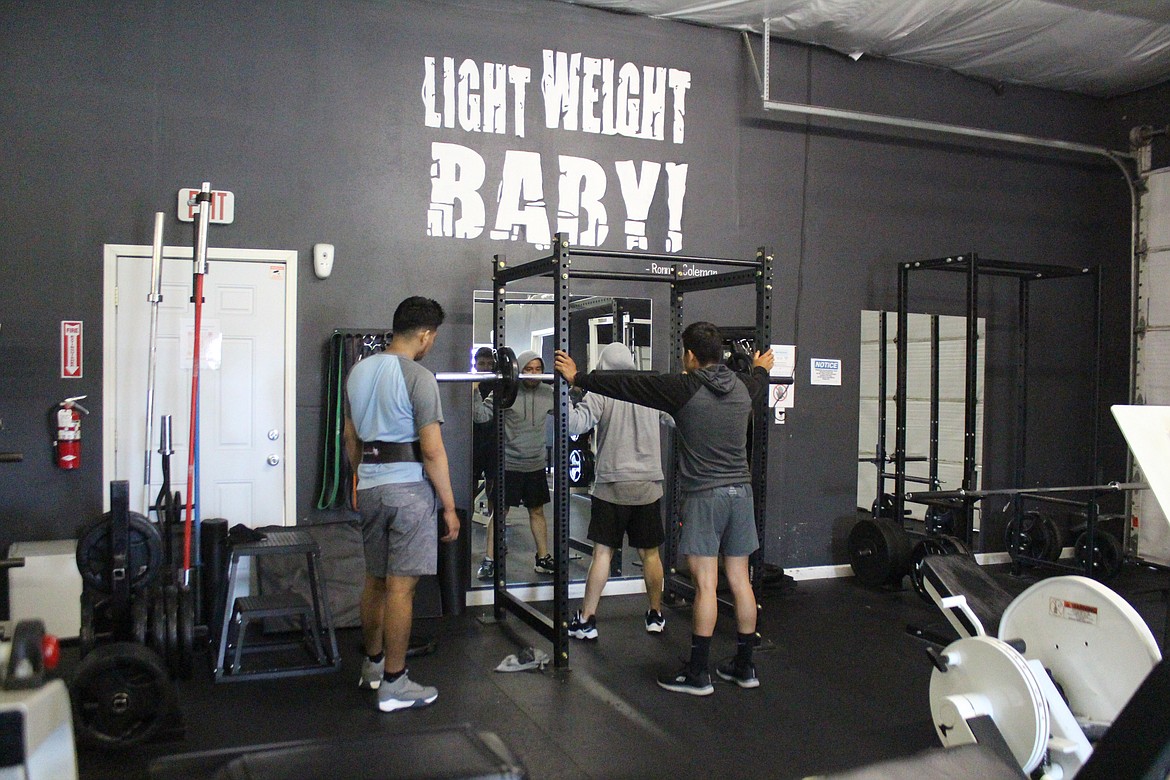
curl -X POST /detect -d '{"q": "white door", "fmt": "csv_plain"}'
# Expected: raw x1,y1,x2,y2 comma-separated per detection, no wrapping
102,246,297,527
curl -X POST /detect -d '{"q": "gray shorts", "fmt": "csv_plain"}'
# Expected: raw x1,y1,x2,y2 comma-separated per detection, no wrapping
357,481,438,577
678,484,759,558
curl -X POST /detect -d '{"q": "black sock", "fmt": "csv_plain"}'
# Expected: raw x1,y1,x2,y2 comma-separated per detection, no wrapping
736,633,754,664
383,667,406,684
689,635,711,675
367,651,385,664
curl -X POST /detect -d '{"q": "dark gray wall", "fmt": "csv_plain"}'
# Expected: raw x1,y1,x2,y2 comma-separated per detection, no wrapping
0,0,1145,574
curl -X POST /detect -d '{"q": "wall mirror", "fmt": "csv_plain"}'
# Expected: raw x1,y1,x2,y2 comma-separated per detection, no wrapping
469,290,654,591
856,310,986,532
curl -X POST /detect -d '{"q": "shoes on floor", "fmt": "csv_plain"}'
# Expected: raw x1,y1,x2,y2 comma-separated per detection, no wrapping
657,663,713,696
644,609,665,633
568,610,598,640
477,557,495,580
715,657,760,689
534,554,555,574
377,671,438,712
359,656,384,689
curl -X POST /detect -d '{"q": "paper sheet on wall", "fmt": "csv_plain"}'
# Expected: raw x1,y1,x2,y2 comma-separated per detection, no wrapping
182,319,223,371
769,344,795,424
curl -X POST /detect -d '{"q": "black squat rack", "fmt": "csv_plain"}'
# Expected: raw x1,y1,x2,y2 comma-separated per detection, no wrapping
485,233,774,670
892,252,1129,578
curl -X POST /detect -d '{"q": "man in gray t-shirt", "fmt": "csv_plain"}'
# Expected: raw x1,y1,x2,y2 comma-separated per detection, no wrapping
344,296,459,712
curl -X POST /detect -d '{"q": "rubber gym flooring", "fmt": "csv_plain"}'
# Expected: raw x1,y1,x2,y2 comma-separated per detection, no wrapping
70,561,1169,780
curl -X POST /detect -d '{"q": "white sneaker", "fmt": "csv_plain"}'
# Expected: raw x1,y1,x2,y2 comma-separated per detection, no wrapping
377,671,438,712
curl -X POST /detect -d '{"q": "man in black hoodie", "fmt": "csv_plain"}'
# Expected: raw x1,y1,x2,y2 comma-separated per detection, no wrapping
554,322,773,695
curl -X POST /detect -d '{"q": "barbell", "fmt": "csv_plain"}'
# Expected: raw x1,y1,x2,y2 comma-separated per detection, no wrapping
434,346,793,410
434,347,546,409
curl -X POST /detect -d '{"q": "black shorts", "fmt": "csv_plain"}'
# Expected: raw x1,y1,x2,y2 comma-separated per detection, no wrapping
588,497,664,550
504,469,550,508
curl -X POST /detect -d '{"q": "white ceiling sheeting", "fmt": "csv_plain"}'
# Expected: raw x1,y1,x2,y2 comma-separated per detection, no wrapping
557,0,1170,97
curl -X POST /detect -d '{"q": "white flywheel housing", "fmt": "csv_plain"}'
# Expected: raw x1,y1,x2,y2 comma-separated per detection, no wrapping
929,636,1049,773
999,574,1162,727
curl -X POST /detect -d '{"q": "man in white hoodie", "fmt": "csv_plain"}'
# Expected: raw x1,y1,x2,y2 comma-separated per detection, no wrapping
473,350,556,576
565,342,668,639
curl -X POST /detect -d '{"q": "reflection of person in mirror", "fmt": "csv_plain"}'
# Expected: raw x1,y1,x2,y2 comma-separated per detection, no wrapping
472,350,556,577
470,347,497,570
343,296,459,712
565,342,669,641
555,323,773,696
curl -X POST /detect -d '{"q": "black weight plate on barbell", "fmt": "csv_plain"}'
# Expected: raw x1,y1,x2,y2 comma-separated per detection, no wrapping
871,493,896,520
909,537,949,603
163,585,179,678
1039,513,1065,562
1005,510,1052,564
924,506,956,536
79,590,96,660
75,511,164,595
848,517,910,588
1075,529,1124,581
176,586,195,680
496,346,519,410
69,641,173,750
909,534,974,603
936,534,972,557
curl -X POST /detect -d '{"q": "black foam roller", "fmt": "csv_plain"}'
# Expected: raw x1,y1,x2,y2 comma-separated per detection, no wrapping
200,518,229,631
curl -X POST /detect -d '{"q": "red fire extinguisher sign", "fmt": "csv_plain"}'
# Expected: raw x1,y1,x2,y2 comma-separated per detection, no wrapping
61,321,83,379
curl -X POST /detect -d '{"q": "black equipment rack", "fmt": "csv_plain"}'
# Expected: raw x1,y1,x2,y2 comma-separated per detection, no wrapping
486,233,774,670
894,252,1102,561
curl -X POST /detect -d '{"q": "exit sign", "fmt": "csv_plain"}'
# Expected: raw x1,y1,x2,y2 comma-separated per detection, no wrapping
177,188,235,223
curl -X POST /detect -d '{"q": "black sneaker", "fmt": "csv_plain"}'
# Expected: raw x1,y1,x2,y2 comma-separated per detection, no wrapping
657,664,713,696
715,657,760,689
644,609,665,634
534,554,555,574
477,557,494,580
568,610,598,640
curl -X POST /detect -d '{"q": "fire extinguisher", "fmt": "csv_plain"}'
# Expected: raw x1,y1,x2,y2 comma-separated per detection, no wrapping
54,395,89,470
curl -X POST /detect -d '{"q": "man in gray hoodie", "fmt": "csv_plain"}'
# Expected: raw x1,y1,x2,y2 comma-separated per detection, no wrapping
565,342,669,640
473,350,556,575
554,323,773,695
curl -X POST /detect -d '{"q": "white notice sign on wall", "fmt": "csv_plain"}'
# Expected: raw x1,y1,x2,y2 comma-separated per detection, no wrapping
810,357,841,386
